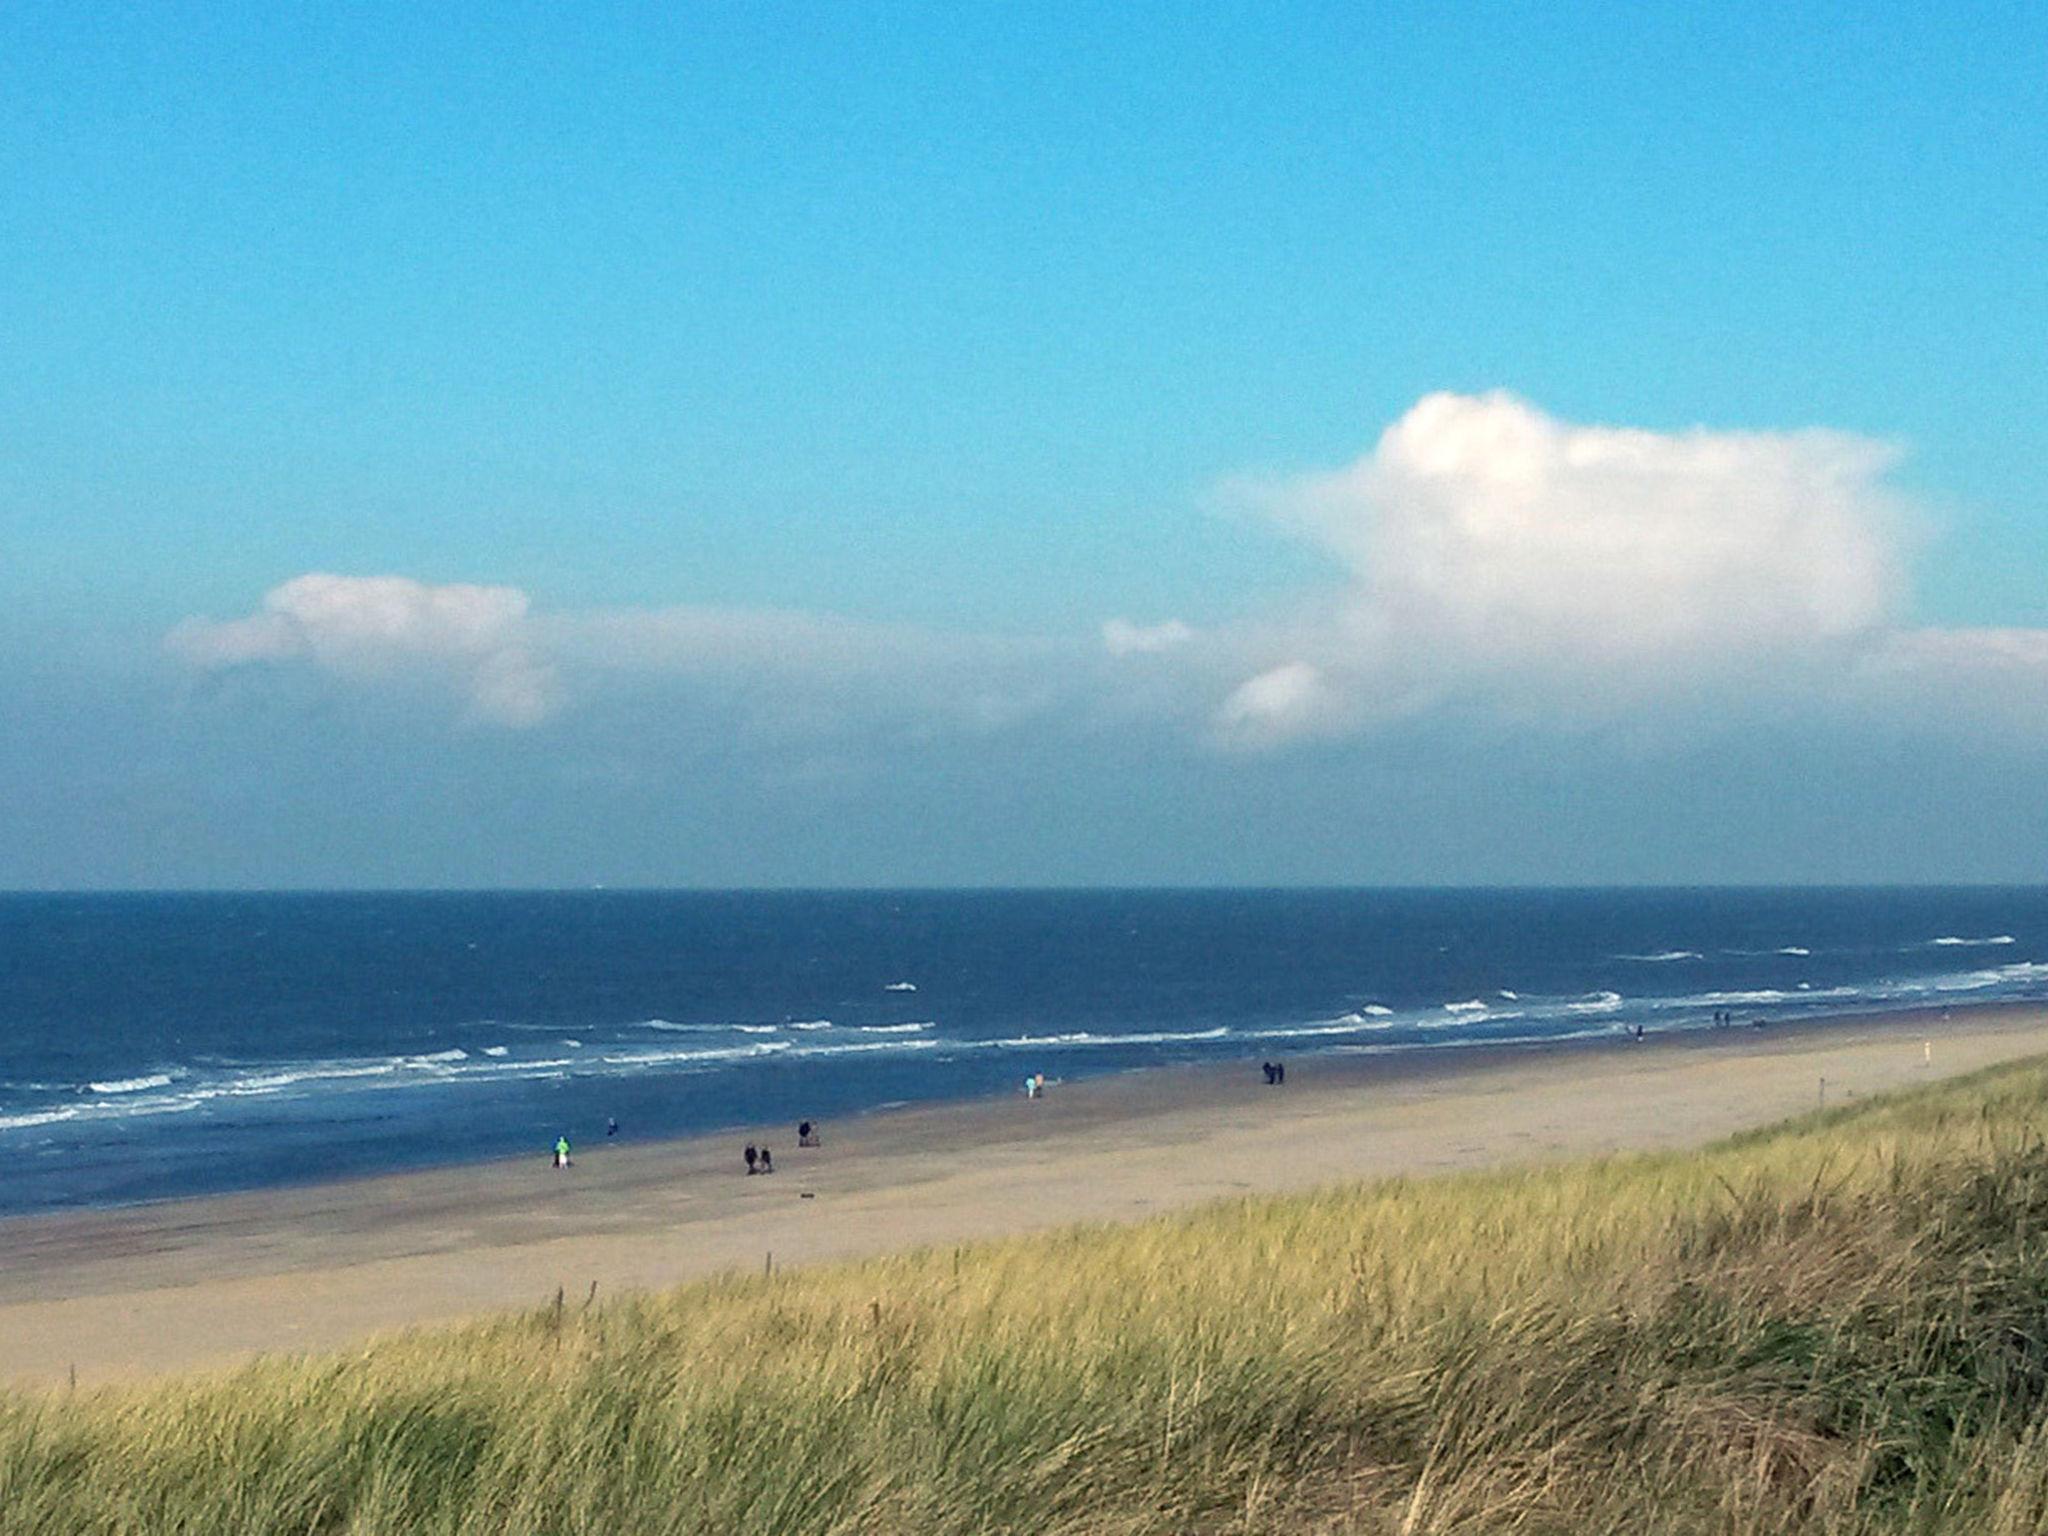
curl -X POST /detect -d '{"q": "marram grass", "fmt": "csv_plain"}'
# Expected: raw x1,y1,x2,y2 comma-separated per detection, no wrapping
13,1063,2048,1532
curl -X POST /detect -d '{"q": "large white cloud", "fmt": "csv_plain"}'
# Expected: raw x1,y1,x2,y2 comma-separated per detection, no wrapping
1209,391,1917,742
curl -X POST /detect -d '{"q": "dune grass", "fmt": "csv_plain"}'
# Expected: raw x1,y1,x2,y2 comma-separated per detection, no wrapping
13,1062,2048,1532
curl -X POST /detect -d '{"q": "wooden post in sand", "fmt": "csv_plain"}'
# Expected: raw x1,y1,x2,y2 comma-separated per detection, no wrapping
1818,1076,1826,1109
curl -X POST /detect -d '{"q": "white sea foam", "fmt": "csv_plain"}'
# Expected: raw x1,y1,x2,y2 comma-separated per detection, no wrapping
1255,1020,1389,1040
1567,991,1625,1014
1777,947,1812,957
1929,935,2016,947
787,1020,834,1031
984,1027,1228,1050
1498,990,1520,1000
0,1106,83,1131
853,1022,935,1034
883,981,918,992
481,1045,509,1057
1329,1009,1397,1028
1442,999,1488,1013
87,1073,173,1095
1616,950,1702,962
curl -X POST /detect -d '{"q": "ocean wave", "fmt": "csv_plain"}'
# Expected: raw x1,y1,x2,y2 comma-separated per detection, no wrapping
1777,946,1812,957
1415,1009,1526,1030
853,1022,935,1034
1442,1000,1488,1013
982,1027,1229,1051
1929,935,2016,947
481,1045,509,1057
87,1073,174,1095
1616,950,1702,963
883,981,918,992
1254,1020,1392,1040
600,1041,796,1068
1566,991,1625,1014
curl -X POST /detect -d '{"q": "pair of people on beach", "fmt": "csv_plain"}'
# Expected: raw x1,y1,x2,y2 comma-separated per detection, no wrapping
744,1143,774,1174
1023,1072,1046,1099
1261,1060,1286,1085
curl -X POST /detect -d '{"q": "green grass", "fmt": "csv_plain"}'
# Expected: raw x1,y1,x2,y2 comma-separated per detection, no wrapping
13,1060,2048,1532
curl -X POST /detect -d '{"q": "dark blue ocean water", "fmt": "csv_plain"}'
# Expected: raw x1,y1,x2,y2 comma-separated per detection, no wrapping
4,889,2047,1216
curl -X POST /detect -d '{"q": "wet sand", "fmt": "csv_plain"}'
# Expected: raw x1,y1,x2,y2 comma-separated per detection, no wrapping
3,1004,2045,1389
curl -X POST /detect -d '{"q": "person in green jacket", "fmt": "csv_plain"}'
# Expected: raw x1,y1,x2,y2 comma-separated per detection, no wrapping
554,1135,571,1169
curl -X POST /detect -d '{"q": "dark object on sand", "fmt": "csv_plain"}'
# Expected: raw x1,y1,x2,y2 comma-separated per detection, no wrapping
1261,1061,1275,1084
606,1117,618,1137
759,1147,774,1174
744,1143,758,1174
798,1120,821,1147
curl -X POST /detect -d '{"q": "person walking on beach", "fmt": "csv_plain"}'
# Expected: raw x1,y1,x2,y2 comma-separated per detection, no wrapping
554,1135,571,1169
744,1143,758,1174
758,1146,774,1174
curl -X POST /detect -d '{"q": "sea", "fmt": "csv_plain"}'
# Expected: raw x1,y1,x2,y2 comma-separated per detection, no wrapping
3,888,2047,1217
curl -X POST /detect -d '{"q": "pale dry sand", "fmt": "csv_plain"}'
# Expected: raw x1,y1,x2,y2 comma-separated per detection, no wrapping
3,1005,2045,1389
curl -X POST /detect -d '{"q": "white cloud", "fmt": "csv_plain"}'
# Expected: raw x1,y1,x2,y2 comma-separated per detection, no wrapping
167,396,2048,757
1213,662,1343,749
1101,618,1195,656
1216,391,1917,742
170,575,1065,737
171,574,558,727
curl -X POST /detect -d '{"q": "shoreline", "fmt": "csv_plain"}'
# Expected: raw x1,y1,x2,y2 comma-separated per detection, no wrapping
3,1000,2045,1388
8,991,2014,1225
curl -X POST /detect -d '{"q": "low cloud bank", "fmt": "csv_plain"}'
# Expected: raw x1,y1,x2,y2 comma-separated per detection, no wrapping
170,393,2048,752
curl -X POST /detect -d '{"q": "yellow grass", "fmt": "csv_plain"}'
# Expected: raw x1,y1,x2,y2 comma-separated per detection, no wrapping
11,1059,2048,1532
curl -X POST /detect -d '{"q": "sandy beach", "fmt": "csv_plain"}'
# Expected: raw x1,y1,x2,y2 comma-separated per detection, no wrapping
4,1004,2046,1390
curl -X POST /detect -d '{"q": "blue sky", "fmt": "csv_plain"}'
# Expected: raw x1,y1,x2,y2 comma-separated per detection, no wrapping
4,3,2046,886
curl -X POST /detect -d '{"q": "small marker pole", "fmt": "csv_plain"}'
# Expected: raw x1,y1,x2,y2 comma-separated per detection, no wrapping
1818,1076,1826,1109
1924,1040,1932,1068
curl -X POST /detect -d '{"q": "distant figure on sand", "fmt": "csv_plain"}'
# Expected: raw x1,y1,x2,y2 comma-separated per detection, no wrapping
606,1116,618,1137
1275,1061,1284,1084
1024,1073,1044,1100
798,1120,820,1147
1261,1061,1275,1084
744,1143,758,1175
554,1135,571,1169
758,1147,774,1174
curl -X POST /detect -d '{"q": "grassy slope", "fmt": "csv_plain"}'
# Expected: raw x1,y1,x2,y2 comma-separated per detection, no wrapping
12,1062,2048,1533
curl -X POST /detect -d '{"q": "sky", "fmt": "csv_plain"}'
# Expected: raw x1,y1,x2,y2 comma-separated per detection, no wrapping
3,2,2046,887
